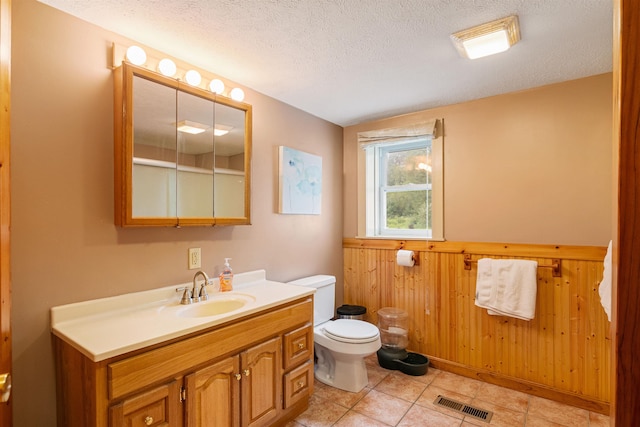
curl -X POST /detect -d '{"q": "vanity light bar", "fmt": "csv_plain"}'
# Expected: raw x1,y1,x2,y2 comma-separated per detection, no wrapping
123,45,247,101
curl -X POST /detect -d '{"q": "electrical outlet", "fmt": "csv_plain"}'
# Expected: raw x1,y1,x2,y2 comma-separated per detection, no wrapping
188,248,201,270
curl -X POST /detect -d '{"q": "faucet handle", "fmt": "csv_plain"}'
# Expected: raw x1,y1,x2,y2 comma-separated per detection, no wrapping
199,279,213,301
176,287,193,305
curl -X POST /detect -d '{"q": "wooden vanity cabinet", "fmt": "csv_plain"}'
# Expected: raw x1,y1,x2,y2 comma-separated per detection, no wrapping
54,297,314,427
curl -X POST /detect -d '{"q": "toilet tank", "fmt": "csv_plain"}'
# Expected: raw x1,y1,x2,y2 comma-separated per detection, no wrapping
287,275,336,326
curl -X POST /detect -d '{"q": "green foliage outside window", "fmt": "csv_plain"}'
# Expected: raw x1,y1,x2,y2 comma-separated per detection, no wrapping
384,146,431,231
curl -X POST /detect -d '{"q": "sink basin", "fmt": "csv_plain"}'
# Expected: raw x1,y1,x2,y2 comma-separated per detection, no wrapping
176,294,255,318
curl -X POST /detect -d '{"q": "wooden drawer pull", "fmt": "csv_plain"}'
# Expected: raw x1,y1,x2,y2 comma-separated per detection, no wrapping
297,381,305,389
144,416,153,425
297,342,305,349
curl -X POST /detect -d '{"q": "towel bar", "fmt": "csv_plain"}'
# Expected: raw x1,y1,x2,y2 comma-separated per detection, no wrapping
463,255,562,277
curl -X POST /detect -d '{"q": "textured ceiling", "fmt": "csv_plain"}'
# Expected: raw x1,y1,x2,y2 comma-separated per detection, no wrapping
38,0,613,126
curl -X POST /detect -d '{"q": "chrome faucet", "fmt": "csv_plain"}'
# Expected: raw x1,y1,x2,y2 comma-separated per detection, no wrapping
175,270,212,305
192,270,211,302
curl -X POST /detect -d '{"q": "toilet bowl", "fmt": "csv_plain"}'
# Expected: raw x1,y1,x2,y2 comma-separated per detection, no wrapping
287,275,381,393
314,318,381,392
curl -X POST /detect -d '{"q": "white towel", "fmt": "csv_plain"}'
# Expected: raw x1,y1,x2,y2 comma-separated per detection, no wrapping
475,258,538,321
598,240,612,322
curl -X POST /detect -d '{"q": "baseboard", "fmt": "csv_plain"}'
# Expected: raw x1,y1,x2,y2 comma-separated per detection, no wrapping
427,356,610,415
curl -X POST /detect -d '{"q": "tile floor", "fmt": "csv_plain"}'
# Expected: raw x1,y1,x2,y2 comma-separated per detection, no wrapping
286,354,610,427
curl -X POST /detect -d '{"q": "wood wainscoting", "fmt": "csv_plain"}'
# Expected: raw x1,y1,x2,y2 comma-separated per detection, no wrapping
343,238,610,414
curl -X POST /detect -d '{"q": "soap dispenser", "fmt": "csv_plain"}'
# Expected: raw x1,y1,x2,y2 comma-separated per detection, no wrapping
219,258,234,292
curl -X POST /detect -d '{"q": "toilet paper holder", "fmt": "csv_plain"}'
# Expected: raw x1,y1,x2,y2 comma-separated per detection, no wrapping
396,249,418,266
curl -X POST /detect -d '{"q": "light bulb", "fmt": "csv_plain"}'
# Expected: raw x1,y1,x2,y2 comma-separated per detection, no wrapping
157,58,177,77
185,70,202,86
230,87,245,102
209,79,225,94
126,46,147,66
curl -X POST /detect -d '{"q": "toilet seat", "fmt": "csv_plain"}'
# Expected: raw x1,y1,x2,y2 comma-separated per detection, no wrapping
322,319,379,344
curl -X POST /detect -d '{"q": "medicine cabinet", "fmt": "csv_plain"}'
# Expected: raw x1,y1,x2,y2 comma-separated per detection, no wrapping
114,62,252,227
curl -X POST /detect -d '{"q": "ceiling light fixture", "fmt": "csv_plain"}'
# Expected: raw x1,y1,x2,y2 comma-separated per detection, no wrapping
214,124,233,136
176,120,209,134
450,15,521,60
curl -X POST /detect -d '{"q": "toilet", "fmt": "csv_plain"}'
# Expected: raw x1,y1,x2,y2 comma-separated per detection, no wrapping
287,275,381,392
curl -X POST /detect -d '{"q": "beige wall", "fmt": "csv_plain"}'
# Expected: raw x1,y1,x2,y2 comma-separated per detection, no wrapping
11,1,343,425
344,73,613,246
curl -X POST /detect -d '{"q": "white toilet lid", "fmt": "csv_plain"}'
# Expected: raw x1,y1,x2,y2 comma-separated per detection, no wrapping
323,319,379,343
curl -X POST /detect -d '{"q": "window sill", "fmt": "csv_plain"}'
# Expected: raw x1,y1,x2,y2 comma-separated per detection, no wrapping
355,235,445,242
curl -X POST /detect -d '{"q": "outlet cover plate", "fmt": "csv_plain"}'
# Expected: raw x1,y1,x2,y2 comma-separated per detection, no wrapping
188,248,201,270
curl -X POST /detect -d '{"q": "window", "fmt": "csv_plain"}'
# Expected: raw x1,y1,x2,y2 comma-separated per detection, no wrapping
359,121,443,240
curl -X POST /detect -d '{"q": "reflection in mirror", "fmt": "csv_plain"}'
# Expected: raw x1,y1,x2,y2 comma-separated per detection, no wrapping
177,91,215,218
132,76,177,218
214,102,246,217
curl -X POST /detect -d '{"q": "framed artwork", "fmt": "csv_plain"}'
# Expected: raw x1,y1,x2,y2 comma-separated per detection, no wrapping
278,146,322,215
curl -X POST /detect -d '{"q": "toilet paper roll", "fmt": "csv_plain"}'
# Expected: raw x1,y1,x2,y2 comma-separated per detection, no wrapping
396,250,415,267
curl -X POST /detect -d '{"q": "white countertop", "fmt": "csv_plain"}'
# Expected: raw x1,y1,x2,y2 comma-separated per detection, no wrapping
51,270,315,362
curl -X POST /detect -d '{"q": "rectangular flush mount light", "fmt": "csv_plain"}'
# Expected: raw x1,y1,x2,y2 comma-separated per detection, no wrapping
214,124,233,136
451,15,521,59
177,120,209,134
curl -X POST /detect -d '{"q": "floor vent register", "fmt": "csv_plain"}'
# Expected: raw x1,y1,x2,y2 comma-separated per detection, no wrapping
433,395,494,423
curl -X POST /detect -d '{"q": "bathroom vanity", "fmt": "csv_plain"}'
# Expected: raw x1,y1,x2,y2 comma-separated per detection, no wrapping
51,271,314,427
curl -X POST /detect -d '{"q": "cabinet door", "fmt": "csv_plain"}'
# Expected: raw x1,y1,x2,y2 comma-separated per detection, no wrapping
185,355,240,427
241,337,282,427
109,379,180,427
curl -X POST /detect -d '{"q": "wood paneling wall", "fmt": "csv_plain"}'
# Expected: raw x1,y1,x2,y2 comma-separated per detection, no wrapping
343,239,610,414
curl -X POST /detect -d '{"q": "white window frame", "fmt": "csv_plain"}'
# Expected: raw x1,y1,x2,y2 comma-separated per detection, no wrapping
358,121,444,241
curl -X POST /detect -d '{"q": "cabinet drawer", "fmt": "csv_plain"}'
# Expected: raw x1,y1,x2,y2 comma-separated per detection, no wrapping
109,379,180,427
283,360,313,409
283,324,313,371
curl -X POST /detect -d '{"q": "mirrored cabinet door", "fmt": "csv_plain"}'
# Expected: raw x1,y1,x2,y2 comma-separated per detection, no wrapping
176,90,215,219
131,75,178,219
114,62,252,227
214,101,247,218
